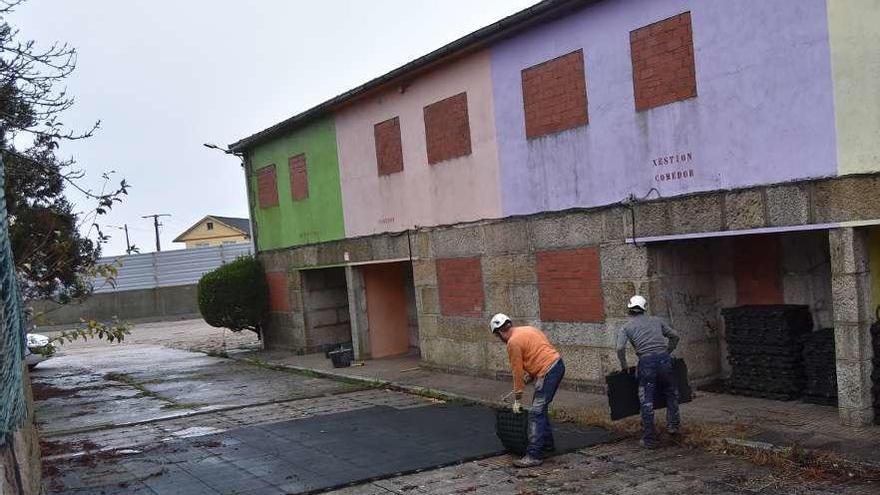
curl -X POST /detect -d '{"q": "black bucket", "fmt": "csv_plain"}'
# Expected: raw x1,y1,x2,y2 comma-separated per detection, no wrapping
329,349,353,368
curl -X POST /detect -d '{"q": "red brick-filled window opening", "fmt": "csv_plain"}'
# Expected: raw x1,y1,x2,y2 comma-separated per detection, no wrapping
266,271,290,312
257,164,279,208
521,49,588,139
630,11,697,111
289,154,309,201
374,116,404,176
537,247,604,322
436,257,484,318
734,235,784,305
423,92,472,165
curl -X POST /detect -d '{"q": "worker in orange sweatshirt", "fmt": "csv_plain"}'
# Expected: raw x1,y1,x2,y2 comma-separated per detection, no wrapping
490,313,565,468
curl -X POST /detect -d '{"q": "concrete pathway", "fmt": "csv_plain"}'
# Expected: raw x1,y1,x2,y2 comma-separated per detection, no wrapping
33,320,880,494
34,322,614,494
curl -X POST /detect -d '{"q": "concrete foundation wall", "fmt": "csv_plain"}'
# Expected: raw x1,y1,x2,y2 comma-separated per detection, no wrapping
1,365,42,495
648,240,721,382
258,174,878,403
30,284,201,327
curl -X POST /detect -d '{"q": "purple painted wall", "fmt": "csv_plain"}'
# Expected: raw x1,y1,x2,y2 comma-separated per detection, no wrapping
491,0,836,216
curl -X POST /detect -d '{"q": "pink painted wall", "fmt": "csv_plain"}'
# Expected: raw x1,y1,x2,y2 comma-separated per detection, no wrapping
335,50,501,238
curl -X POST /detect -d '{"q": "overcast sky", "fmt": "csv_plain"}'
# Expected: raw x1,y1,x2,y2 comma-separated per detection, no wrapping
11,0,537,256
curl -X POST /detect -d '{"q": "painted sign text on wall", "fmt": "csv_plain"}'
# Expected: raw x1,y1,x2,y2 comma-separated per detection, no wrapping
653,152,695,183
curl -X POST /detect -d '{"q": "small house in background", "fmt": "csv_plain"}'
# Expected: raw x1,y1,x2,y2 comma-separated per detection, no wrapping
173,215,251,248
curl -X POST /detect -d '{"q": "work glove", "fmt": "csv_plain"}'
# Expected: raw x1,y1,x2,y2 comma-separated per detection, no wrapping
512,400,522,414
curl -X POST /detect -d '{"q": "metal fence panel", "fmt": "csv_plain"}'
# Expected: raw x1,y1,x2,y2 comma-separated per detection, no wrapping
92,243,253,293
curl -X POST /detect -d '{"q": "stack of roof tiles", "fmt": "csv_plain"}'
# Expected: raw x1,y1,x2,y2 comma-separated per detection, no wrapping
871,319,880,424
722,305,812,401
801,328,837,406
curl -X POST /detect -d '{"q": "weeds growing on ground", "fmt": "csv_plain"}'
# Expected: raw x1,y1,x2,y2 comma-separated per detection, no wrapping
550,406,880,483
205,348,229,358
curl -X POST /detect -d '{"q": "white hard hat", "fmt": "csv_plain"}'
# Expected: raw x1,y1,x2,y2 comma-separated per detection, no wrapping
627,295,647,311
489,313,512,333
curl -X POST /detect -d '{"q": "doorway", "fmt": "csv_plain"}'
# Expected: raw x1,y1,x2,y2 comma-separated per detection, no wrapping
362,262,419,358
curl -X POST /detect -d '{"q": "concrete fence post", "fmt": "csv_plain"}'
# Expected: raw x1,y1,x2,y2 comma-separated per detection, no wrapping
828,227,875,426
151,252,160,289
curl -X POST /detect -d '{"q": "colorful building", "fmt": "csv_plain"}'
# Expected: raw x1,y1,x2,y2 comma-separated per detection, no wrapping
230,0,880,426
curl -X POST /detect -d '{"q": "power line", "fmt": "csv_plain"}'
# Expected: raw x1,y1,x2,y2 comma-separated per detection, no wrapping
141,214,171,252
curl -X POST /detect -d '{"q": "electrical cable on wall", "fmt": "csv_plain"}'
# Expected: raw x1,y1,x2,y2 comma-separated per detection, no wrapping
621,187,661,247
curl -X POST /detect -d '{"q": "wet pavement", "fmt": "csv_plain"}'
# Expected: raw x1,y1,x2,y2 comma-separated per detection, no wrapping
32,344,363,435
34,320,880,495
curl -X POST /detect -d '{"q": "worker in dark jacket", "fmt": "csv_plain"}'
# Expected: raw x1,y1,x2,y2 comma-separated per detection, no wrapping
616,295,681,448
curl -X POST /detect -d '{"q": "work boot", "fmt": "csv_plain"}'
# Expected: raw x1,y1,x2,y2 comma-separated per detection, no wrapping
639,439,658,450
513,455,543,468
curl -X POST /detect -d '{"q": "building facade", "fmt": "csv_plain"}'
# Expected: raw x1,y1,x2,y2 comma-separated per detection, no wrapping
173,215,252,248
230,0,880,426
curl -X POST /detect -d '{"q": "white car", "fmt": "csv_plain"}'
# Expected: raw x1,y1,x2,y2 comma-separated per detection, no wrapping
25,333,54,369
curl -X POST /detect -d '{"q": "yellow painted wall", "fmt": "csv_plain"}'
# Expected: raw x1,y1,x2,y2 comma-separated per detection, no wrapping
177,219,249,248
870,227,880,313
829,0,880,175
184,236,249,249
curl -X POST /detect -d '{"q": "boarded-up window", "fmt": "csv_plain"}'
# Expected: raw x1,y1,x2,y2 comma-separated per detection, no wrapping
257,165,278,208
266,271,290,312
537,247,604,322
289,154,309,201
423,93,472,165
522,49,588,139
436,257,483,318
374,116,404,176
734,235,784,305
630,12,697,111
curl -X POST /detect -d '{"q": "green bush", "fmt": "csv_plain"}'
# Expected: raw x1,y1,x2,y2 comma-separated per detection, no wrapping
198,256,268,335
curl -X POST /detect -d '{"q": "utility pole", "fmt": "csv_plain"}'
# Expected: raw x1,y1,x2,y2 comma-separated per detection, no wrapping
141,214,171,252
108,224,134,254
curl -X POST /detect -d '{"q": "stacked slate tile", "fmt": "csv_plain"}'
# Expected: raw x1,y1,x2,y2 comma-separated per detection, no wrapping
722,305,812,401
801,328,837,406
871,319,880,424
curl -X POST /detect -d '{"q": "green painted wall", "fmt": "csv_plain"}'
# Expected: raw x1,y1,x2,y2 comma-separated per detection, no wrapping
828,0,880,175
248,116,345,250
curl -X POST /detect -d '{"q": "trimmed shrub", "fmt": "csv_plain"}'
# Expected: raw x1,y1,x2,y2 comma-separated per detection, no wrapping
198,256,268,335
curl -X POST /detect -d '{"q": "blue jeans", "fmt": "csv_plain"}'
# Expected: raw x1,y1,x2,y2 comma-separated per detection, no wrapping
638,352,680,444
527,359,565,458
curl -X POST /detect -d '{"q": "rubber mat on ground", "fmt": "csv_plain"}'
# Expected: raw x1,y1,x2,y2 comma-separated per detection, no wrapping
146,402,619,494
606,358,693,421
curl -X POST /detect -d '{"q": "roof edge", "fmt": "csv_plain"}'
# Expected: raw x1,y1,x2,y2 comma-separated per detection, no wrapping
172,215,250,242
228,0,594,152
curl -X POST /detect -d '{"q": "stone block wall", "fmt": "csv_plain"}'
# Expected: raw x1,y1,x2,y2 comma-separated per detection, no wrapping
301,267,351,352
257,174,878,408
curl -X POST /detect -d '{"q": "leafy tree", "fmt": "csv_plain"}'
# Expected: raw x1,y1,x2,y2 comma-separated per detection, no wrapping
0,0,130,303
198,257,268,336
